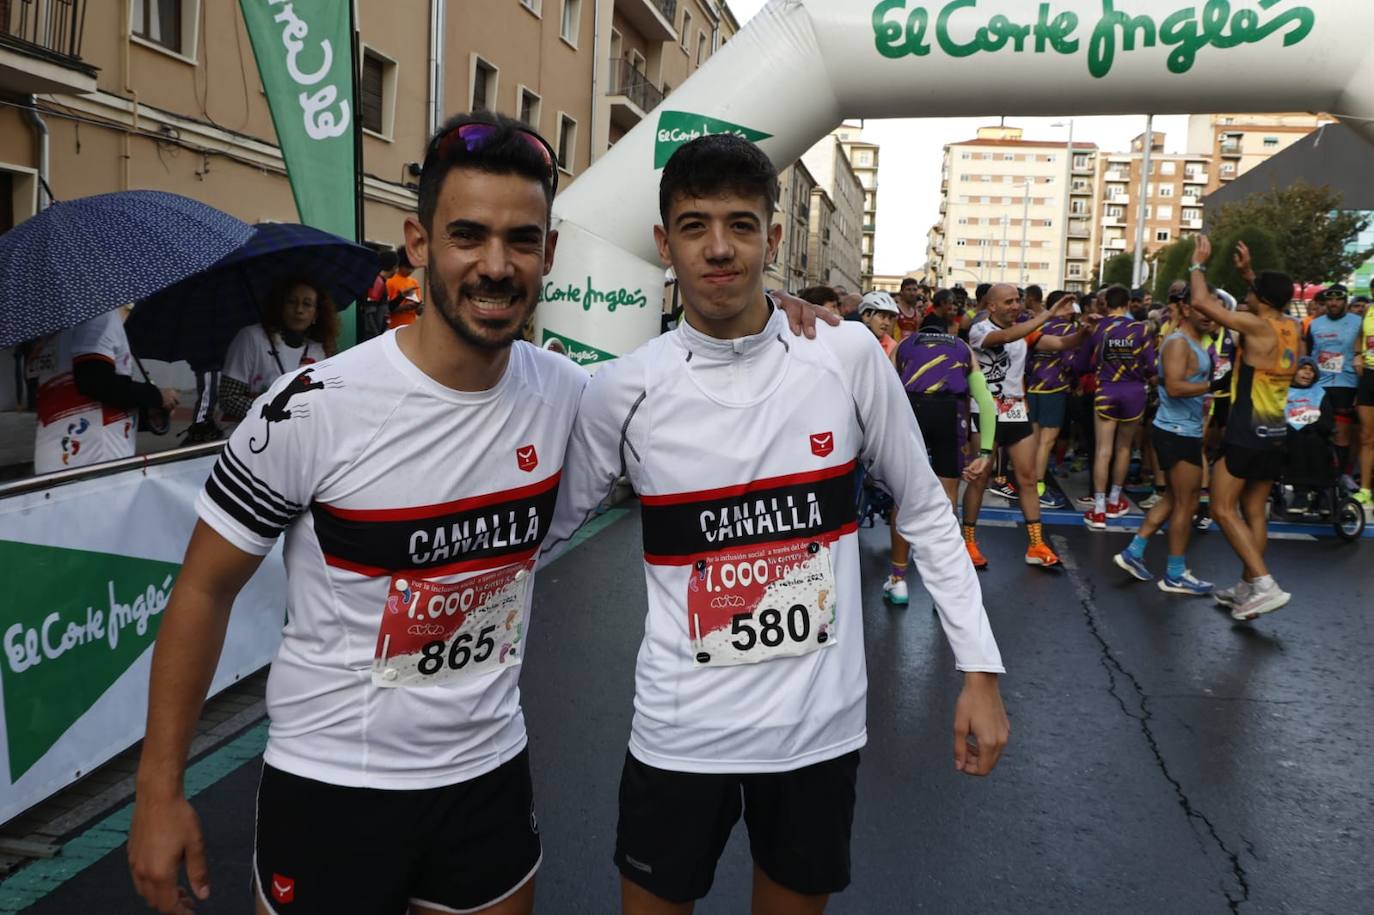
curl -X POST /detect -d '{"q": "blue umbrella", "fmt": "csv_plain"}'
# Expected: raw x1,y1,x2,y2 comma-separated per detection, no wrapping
126,222,380,368
0,190,254,348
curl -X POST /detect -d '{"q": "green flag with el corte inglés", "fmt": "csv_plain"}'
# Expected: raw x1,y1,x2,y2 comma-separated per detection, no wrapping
239,0,359,346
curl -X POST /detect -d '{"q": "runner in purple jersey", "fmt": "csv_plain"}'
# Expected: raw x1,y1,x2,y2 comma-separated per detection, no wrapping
1084,285,1156,529
1026,291,1080,509
882,332,997,603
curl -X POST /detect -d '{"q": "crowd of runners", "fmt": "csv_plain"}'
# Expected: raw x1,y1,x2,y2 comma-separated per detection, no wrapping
123,113,1367,915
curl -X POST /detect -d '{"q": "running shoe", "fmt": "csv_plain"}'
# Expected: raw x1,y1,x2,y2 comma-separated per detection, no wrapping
882,576,909,605
1213,580,1250,608
1137,491,1164,510
1105,499,1132,519
1193,514,1214,532
1083,510,1107,531
1075,494,1096,508
1113,551,1152,581
965,539,989,569
1039,490,1069,510
1158,570,1213,595
1230,582,1291,620
1025,543,1062,567
987,478,1018,501
1354,489,1373,506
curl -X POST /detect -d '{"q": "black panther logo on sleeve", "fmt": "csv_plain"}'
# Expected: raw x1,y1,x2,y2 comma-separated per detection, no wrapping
248,368,343,454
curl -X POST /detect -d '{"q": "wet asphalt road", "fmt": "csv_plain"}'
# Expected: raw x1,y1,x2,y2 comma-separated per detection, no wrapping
21,506,1373,914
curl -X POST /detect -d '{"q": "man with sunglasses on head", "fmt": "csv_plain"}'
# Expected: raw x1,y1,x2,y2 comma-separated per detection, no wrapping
128,112,581,915
545,135,1008,915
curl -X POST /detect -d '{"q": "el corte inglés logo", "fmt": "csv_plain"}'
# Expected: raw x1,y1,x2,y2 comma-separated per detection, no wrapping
655,111,773,169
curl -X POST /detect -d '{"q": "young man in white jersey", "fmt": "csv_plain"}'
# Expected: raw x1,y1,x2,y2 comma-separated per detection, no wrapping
128,113,587,915
546,135,1009,914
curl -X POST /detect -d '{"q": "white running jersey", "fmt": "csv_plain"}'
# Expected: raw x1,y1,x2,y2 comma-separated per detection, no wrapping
197,330,588,789
546,308,1003,775
221,323,327,397
968,318,1030,409
31,310,138,474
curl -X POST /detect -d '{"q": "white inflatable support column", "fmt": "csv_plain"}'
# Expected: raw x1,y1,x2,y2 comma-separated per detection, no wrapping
538,0,1374,367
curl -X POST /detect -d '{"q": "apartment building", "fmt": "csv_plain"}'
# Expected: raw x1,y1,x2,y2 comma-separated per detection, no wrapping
768,160,817,292
925,223,945,284
833,122,879,286
1186,113,1332,194
1092,133,1211,282
800,133,864,292
805,189,835,289
936,127,1095,294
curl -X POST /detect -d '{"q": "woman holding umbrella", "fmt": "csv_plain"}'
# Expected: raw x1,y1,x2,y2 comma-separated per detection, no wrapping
218,277,338,421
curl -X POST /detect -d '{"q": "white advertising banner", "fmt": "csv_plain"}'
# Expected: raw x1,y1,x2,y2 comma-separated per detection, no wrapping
544,0,1374,361
0,455,285,825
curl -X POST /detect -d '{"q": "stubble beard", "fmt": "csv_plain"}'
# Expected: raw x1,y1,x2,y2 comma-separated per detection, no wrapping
428,260,536,352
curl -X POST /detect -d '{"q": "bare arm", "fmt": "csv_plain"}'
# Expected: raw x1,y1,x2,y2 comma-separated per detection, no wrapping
1188,235,1271,338
978,307,1055,348
1161,336,1209,399
130,522,265,913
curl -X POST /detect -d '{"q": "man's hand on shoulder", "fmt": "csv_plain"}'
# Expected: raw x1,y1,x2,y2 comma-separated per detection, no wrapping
775,290,842,339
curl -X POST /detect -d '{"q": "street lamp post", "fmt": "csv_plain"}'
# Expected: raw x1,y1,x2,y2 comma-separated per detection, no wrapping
1053,119,1074,289
1020,177,1032,287
1133,113,1155,288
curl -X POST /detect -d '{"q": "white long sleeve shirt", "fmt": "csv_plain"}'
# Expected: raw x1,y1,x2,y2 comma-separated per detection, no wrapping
544,307,1003,774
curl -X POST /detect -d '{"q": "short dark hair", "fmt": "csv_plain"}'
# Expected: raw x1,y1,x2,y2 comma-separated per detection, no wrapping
659,134,778,226
797,285,837,306
1046,290,1069,309
975,282,992,304
417,110,556,233
1252,270,1293,311
1103,284,1131,311
395,244,413,270
900,277,919,289
1025,284,1044,302
377,248,399,272
932,289,955,311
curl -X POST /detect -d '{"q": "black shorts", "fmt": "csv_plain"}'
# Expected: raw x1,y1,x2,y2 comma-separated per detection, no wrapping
911,396,968,479
1359,371,1374,408
1151,426,1203,472
1220,442,1285,483
1326,386,1357,416
1211,397,1231,429
614,750,860,903
1027,391,1067,429
254,750,541,914
971,412,1035,447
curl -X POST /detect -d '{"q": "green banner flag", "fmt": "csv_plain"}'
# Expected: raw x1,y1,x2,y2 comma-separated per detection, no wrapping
0,541,181,781
239,0,360,347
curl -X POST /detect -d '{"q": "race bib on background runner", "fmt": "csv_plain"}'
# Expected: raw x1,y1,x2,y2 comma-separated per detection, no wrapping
686,539,836,668
1316,351,1344,374
996,396,1028,423
372,561,532,687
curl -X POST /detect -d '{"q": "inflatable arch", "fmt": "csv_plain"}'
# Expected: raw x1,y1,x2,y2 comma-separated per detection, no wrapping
535,0,1374,367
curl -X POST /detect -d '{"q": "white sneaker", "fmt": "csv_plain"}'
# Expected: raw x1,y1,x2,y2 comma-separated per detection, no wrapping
1213,580,1250,608
882,576,909,606
1230,582,1291,621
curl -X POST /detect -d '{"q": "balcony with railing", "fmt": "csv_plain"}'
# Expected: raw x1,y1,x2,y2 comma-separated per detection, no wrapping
615,0,678,42
607,58,664,130
0,0,96,94
1104,237,1127,250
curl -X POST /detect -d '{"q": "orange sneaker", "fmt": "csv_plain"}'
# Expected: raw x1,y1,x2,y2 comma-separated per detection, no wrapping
1025,543,1062,568
965,539,989,569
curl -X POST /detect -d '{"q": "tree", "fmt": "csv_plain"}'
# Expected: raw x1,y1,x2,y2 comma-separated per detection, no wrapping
1207,225,1281,302
1152,237,1196,302
1208,181,1374,289
1102,251,1134,287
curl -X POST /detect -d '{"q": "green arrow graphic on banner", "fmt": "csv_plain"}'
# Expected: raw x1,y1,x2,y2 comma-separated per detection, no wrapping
654,111,773,169
0,542,181,782
542,330,617,367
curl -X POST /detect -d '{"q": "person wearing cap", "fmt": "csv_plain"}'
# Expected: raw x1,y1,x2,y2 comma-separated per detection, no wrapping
1304,282,1364,482
859,290,900,356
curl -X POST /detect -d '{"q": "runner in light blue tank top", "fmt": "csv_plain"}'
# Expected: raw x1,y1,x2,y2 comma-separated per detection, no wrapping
1154,333,1211,438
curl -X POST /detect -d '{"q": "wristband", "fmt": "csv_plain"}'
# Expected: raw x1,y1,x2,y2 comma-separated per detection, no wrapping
980,448,994,456
1189,263,1206,272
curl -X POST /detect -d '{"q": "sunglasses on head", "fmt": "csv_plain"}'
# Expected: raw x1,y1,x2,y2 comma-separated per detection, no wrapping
425,120,560,197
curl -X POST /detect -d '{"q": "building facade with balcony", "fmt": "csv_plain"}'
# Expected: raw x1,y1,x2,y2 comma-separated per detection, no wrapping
800,132,863,293
767,160,816,292
935,127,1091,295
1185,113,1332,194
833,122,879,286
1092,132,1211,283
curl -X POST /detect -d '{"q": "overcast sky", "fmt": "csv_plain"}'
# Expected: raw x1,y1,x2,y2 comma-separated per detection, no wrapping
726,0,1191,278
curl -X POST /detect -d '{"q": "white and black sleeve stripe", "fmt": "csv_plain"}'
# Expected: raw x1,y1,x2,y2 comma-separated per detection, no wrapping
203,445,304,540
